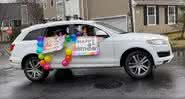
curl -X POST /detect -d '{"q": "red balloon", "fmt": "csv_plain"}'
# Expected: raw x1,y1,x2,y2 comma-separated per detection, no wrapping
65,55,72,62
43,64,51,71
61,60,69,66
39,60,46,67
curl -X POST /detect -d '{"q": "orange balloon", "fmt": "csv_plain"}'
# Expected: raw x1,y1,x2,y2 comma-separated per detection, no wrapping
65,55,72,62
39,60,47,66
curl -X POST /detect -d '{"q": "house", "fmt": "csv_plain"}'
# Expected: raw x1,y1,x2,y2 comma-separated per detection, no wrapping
42,0,58,20
42,0,185,33
79,0,130,32
43,0,81,21
0,3,43,42
133,0,184,33
42,0,129,31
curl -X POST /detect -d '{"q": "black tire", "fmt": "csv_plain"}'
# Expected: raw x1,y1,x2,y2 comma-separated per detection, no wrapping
23,55,49,82
123,50,153,79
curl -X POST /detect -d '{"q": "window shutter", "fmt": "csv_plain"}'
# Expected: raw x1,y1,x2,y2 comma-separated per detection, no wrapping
165,6,168,24
144,6,147,25
176,6,178,24
156,6,159,24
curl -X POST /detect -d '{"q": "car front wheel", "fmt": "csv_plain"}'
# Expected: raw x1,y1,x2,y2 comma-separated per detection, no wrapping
124,51,153,79
23,55,49,82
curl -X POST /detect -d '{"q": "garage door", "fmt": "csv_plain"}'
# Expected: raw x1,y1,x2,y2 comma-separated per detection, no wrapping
93,15,128,32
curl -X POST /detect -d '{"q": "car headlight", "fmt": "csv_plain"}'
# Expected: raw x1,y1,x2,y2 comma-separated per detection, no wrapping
147,39,168,45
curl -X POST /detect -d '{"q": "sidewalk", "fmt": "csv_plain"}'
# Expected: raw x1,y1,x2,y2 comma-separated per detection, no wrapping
0,55,12,70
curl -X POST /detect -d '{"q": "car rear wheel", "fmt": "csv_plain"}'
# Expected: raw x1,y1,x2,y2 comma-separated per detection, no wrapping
124,51,153,79
23,55,49,82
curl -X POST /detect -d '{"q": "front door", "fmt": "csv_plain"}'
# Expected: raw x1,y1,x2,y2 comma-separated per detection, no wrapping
68,24,114,66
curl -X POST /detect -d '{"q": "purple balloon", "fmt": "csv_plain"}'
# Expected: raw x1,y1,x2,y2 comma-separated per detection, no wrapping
37,36,44,42
76,32,81,36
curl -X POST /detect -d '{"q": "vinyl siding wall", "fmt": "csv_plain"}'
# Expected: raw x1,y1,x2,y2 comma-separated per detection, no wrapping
135,5,182,33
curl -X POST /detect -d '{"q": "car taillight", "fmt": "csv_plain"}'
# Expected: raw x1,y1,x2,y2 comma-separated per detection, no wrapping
10,44,15,52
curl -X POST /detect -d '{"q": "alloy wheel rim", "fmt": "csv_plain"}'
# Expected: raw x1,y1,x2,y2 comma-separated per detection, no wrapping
25,58,43,79
127,54,151,76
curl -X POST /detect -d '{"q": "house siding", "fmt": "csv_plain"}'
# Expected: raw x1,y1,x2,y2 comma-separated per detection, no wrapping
81,0,129,19
135,5,182,33
43,0,57,19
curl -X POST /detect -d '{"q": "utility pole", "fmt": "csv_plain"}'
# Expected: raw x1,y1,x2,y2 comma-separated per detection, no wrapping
129,0,134,32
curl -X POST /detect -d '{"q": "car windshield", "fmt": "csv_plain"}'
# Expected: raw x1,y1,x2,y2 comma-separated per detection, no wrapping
96,22,127,34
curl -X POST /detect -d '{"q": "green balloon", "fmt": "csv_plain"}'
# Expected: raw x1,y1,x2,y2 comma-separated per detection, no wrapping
38,54,45,60
65,35,71,42
63,42,67,47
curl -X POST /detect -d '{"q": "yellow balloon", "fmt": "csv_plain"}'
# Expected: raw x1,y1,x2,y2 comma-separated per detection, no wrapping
44,56,52,63
66,48,72,56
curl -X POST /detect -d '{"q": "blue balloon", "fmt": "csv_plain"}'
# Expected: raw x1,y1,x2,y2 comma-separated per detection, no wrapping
36,47,43,54
71,34,76,38
71,34,77,41
72,38,77,42
37,42,44,47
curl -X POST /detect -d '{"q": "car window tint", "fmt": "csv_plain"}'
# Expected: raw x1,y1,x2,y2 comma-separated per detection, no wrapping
71,24,96,36
23,28,45,40
45,25,69,37
72,24,109,38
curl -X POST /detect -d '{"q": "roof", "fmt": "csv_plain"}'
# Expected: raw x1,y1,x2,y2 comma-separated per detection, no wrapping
134,0,185,5
22,20,96,33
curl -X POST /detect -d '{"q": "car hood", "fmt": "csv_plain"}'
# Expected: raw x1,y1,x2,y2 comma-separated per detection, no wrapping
116,33,168,41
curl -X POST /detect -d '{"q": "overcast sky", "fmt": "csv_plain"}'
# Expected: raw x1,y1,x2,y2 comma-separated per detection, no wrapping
0,0,16,3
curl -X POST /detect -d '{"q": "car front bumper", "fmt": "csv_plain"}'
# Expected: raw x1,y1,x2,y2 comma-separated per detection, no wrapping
154,54,174,65
150,44,174,66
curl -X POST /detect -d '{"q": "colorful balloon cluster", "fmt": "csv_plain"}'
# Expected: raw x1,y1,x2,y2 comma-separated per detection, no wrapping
36,36,52,71
61,33,78,66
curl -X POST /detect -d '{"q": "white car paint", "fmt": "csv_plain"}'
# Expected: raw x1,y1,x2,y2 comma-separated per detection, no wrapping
9,20,174,69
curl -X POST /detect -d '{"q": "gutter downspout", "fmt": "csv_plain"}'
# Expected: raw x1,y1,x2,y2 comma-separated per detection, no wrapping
85,0,89,20
132,0,136,32
129,0,134,32
80,0,85,19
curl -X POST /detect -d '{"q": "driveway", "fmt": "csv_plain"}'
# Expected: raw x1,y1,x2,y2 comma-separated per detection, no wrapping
0,50,185,99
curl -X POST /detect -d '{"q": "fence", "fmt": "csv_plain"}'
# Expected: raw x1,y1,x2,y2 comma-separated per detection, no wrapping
0,31,9,42
0,43,10,56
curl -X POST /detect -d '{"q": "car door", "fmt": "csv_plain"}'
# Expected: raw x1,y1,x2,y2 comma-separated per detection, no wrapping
68,24,115,66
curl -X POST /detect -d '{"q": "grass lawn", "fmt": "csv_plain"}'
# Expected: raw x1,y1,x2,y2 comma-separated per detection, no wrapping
165,32,185,49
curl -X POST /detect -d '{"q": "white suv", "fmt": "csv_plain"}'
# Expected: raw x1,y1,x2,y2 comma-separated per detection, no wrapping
9,20,174,82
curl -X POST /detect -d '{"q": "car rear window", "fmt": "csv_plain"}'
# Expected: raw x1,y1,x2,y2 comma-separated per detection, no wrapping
23,28,45,40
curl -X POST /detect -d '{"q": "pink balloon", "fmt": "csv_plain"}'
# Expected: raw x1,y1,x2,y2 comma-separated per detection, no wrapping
62,60,69,66
43,64,51,71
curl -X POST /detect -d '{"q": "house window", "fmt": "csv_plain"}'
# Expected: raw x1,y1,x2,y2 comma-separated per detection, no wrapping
12,20,21,27
147,6,156,25
51,0,54,7
44,3,47,9
168,6,176,24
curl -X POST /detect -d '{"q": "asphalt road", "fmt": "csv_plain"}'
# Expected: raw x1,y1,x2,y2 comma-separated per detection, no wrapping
0,50,185,99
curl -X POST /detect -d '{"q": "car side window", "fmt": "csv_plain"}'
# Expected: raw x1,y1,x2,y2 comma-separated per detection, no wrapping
71,24,109,38
94,27,109,38
23,28,45,40
45,25,69,37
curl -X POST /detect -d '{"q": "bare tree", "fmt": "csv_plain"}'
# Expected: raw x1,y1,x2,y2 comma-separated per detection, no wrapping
29,3,44,24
